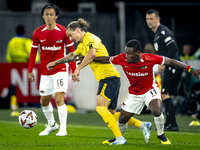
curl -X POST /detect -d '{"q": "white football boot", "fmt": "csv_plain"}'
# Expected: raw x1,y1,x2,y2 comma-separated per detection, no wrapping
56,128,67,136
39,122,59,136
142,122,152,143
109,137,127,145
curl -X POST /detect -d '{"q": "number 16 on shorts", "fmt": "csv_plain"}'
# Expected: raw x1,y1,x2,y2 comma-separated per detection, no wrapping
57,78,64,86
55,72,68,93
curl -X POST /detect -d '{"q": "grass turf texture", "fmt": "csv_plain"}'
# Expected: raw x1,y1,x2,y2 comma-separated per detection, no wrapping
0,109,200,150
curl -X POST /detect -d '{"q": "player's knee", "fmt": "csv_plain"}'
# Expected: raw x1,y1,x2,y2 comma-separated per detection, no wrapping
96,106,107,116
40,99,49,106
108,109,116,115
152,110,162,117
118,115,128,124
55,92,65,106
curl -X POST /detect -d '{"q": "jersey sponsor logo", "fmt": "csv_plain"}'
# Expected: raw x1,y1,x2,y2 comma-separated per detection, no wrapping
154,42,158,51
126,71,148,77
42,45,61,51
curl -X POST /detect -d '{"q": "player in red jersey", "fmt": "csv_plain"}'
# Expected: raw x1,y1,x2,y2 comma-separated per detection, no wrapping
93,39,200,144
28,4,76,136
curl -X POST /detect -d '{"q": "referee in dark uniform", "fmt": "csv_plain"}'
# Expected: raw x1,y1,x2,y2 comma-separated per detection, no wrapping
146,9,182,131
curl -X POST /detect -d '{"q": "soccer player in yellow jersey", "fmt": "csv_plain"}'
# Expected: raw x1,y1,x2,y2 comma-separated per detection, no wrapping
47,18,151,144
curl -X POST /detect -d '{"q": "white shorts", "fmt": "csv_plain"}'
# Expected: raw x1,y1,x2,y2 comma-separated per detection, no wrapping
39,71,68,96
121,86,161,114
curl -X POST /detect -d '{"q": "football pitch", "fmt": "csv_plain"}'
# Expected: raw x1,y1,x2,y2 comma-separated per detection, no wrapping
0,109,200,150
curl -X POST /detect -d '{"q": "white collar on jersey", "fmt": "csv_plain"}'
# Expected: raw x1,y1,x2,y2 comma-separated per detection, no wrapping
140,59,144,62
41,26,61,32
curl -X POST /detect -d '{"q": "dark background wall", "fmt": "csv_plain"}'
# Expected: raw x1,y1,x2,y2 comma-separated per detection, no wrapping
0,0,199,62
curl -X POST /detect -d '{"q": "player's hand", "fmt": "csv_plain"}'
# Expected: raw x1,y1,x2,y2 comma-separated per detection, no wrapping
75,55,84,65
192,69,200,78
158,65,165,74
47,61,57,71
28,73,35,82
72,69,80,82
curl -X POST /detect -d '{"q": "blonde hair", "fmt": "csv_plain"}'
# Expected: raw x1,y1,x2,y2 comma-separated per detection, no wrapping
67,18,90,31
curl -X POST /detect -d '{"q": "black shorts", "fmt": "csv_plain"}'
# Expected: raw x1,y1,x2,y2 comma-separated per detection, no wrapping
97,77,121,110
162,66,183,95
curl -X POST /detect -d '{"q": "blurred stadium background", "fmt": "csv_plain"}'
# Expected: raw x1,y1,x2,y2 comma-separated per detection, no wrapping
0,0,200,113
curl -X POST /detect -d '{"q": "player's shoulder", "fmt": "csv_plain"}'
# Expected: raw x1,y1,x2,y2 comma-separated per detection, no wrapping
120,53,126,59
85,32,100,42
157,24,173,36
35,24,46,32
32,24,46,37
111,53,125,60
55,23,66,31
143,53,161,61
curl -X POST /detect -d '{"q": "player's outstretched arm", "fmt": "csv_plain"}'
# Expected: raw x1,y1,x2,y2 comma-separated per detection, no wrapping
75,56,110,64
164,57,200,78
47,52,77,71
93,56,110,64
72,48,96,82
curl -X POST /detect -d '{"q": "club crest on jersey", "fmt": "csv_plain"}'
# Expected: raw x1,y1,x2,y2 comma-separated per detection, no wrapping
56,39,62,43
140,66,147,69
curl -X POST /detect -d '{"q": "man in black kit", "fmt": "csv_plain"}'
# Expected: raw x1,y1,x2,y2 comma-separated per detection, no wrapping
146,9,182,131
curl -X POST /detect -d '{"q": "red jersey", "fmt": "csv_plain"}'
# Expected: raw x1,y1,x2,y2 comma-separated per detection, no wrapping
28,24,76,75
110,53,165,95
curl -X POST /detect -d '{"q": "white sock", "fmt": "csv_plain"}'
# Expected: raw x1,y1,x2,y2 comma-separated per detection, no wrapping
154,113,164,136
139,122,145,129
42,102,55,127
57,104,68,129
116,136,125,140
118,121,128,136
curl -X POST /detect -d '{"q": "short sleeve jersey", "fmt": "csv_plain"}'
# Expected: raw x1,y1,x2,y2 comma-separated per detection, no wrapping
110,53,165,95
75,32,120,82
31,24,74,75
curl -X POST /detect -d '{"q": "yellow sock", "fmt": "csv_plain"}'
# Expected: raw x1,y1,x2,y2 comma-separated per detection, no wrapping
113,112,142,128
96,106,122,138
113,112,121,120
10,95,19,110
10,95,17,105
128,117,141,128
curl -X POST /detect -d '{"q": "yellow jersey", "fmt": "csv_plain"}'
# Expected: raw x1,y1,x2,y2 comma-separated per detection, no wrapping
6,36,40,63
75,32,120,82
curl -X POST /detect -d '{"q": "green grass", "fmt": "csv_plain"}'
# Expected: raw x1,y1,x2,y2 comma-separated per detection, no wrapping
0,109,200,150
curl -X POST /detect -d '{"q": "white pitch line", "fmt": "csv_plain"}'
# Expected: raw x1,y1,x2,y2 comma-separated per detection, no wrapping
0,120,109,130
1,120,200,135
